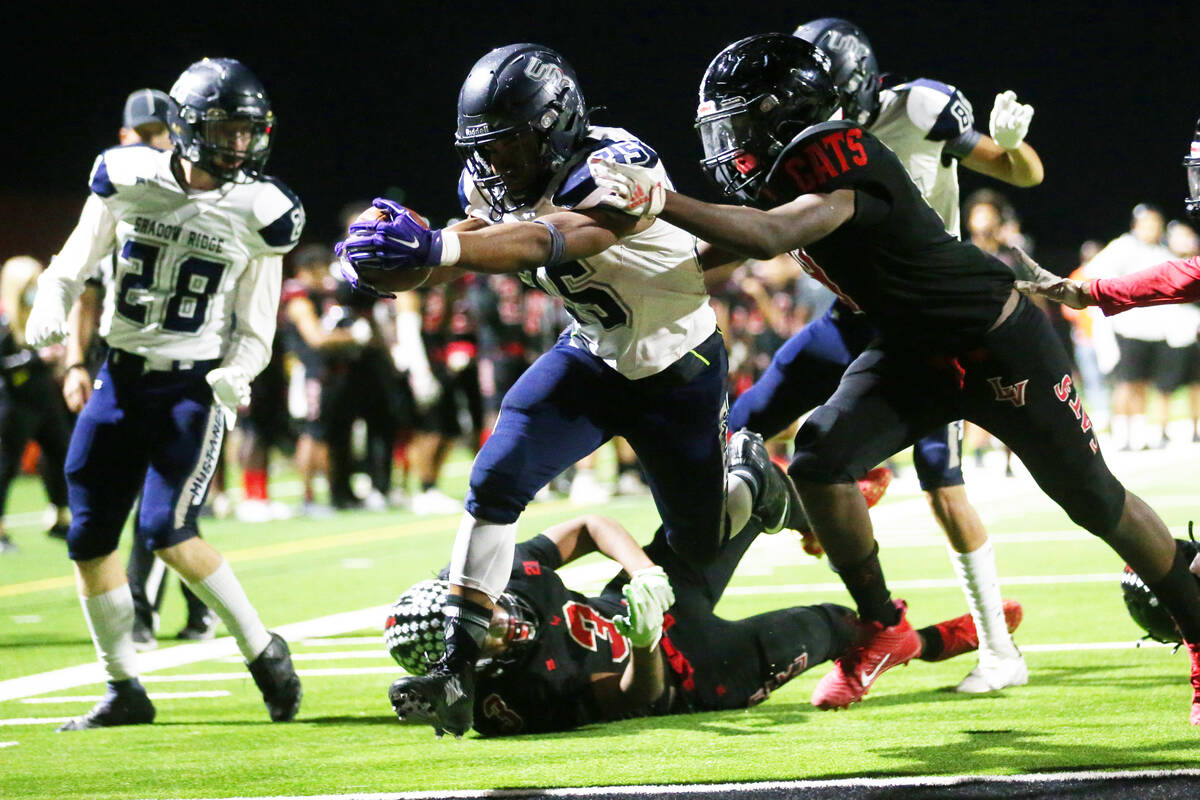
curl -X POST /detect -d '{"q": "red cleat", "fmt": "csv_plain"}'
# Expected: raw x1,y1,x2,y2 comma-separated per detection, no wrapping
857,466,892,509
811,599,922,710
1189,642,1200,725
924,599,1023,662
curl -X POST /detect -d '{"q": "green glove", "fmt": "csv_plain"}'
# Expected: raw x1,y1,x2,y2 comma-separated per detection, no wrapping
612,566,674,649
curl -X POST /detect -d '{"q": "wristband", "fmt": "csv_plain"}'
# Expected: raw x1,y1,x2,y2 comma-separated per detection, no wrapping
439,230,461,266
533,220,566,267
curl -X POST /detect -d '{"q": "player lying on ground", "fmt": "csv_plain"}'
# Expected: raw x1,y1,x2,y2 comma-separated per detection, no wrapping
384,504,1021,737
586,33,1200,724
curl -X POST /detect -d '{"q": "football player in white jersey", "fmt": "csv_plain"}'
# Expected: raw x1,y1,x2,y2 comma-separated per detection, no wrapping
24,58,304,730
721,18,1043,694
336,43,802,738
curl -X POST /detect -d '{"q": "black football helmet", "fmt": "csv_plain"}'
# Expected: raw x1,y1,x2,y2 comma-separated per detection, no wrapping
695,33,839,205
1120,538,1200,644
168,57,274,183
1185,117,1200,218
793,18,881,127
455,44,589,219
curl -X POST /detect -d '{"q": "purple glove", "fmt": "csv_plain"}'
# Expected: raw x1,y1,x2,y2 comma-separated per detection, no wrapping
338,197,445,270
330,249,396,299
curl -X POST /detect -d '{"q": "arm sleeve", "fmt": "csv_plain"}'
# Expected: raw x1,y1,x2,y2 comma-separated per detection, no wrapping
37,194,118,319
1091,257,1200,315
222,253,281,378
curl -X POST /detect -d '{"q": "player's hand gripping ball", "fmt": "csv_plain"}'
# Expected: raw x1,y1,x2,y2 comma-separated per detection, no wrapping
334,200,433,296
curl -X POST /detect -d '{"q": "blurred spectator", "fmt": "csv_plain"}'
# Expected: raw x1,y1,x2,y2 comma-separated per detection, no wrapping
1164,220,1200,442
0,256,72,553
280,244,360,516
1060,240,1113,428
1083,204,1176,449
404,276,483,515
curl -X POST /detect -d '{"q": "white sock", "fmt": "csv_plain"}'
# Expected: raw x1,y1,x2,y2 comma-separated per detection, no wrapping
725,473,753,535
1130,414,1147,450
80,585,138,682
448,513,517,601
182,560,271,661
947,540,1019,661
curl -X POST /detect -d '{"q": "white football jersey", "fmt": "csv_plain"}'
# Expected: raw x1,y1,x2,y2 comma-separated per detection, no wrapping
49,145,303,365
458,126,716,380
868,79,982,238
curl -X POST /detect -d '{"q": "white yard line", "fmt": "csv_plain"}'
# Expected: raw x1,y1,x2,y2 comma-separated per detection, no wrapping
0,605,390,702
22,691,231,704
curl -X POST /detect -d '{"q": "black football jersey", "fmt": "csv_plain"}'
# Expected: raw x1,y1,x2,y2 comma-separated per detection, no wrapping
761,121,1014,350
470,535,630,736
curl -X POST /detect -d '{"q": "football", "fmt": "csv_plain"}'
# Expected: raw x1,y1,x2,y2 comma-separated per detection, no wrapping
349,204,433,294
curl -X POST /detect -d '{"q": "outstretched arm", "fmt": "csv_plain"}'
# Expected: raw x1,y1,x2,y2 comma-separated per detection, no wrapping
659,190,856,261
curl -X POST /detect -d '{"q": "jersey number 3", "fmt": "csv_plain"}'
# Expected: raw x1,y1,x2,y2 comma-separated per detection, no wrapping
116,239,229,333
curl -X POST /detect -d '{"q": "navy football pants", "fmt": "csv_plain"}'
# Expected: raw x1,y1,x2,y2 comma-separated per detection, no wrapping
64,354,224,561
729,303,963,490
466,332,729,565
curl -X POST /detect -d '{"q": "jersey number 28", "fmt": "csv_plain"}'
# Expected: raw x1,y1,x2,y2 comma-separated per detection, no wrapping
116,239,229,333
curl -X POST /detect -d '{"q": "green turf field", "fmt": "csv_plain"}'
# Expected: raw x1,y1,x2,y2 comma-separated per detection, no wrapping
1,443,1197,800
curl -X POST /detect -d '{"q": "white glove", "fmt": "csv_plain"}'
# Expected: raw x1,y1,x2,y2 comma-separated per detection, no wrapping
612,566,675,649
24,302,69,348
587,155,666,218
989,90,1034,150
206,366,251,430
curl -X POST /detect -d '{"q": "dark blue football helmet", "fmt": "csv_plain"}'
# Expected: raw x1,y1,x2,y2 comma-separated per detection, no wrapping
455,44,589,218
168,58,274,183
793,18,881,126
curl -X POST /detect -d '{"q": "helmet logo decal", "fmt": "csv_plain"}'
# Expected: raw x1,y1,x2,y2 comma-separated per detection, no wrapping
463,123,489,137
821,30,869,64
523,56,575,96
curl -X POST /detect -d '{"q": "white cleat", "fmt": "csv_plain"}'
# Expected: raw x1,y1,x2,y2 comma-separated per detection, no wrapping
955,653,1029,694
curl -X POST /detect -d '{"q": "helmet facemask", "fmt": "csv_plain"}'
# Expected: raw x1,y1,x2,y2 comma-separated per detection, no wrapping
456,129,555,219
187,110,273,183
696,96,780,205
1185,136,1200,219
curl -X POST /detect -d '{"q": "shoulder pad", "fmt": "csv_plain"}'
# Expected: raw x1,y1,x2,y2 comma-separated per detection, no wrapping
254,177,305,251
89,145,170,198
765,121,872,197
559,134,663,210
904,79,974,141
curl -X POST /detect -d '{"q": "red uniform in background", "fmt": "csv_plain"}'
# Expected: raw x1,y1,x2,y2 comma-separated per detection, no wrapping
1092,256,1200,313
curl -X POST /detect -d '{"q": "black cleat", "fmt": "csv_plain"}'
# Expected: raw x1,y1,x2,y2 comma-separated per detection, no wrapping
46,523,69,541
388,661,476,739
176,610,217,641
57,680,155,731
247,632,302,722
729,429,794,534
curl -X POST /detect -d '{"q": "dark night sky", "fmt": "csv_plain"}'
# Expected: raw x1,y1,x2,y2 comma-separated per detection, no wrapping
8,3,1200,267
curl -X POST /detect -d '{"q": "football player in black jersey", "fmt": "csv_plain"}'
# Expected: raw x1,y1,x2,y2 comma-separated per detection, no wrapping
385,511,1005,736
588,33,1200,725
